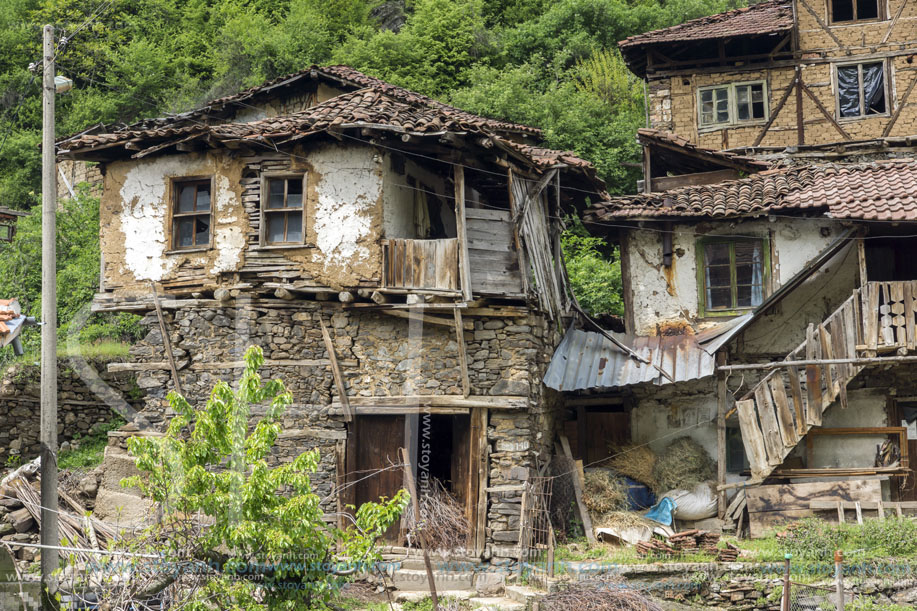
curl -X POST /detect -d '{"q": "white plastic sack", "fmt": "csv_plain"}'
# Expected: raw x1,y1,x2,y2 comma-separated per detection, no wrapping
663,482,717,521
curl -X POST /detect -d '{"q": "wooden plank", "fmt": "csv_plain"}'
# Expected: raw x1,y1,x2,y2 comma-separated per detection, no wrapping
829,317,849,409
353,406,469,415
866,283,880,353
735,400,770,480
787,366,807,438
806,365,823,426
857,238,868,287
465,207,512,221
893,281,907,347
818,324,838,406
454,308,470,398
332,395,528,409
810,500,917,510
469,406,488,554
559,434,596,543
150,282,183,396
906,281,916,350
320,319,352,422
381,308,472,329
717,352,727,518
746,479,882,513
855,501,863,524
877,500,884,519
769,374,798,449
755,383,786,466
838,502,846,523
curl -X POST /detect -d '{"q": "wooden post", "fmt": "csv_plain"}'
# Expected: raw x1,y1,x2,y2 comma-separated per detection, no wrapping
453,165,473,302
795,67,805,145
320,319,353,422
642,145,652,194
400,447,439,610
857,237,868,287
717,352,728,518
559,434,596,543
782,554,792,611
150,282,183,397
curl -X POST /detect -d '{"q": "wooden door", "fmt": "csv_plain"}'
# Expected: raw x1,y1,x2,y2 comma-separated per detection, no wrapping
349,415,406,542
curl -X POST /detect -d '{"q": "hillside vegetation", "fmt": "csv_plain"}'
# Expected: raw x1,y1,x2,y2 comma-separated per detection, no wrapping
0,0,743,349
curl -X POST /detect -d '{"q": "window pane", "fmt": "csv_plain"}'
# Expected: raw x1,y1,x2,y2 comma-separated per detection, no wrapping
708,287,732,309
177,218,194,247
863,62,885,115
736,264,754,285
716,88,729,122
177,185,195,213
833,0,854,21
751,84,765,119
737,285,753,308
857,0,878,19
707,265,732,288
837,65,861,117
736,87,750,120
268,179,285,209
194,215,210,246
267,213,286,243
286,179,303,208
195,185,210,211
286,212,303,242
705,243,730,265
735,241,762,265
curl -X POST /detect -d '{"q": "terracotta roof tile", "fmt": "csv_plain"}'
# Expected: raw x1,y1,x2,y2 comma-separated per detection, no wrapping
619,0,793,49
61,89,595,175
585,159,917,222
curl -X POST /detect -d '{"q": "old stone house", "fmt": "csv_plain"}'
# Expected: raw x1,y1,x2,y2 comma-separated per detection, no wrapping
543,1,917,535
57,66,605,558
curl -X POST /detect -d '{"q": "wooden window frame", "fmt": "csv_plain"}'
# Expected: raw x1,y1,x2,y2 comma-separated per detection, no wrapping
697,81,769,132
828,0,886,24
696,235,770,317
169,176,214,252
833,60,891,121
0,223,12,243
260,172,307,247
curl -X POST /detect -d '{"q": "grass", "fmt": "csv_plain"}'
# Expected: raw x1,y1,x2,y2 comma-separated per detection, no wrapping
554,540,717,567
1,340,132,377
58,417,126,470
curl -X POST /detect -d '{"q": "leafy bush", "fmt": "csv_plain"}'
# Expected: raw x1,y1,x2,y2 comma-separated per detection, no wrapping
58,417,126,470
561,226,624,317
122,346,408,608
779,517,917,561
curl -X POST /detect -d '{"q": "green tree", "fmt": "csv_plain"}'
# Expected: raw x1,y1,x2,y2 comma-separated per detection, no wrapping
562,226,624,317
120,346,408,609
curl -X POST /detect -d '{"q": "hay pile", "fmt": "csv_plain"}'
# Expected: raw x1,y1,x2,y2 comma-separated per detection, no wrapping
604,444,657,489
404,478,469,551
651,437,715,495
542,580,663,611
583,470,629,515
592,511,657,530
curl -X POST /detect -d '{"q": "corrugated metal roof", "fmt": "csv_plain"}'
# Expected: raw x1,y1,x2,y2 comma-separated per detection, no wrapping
545,315,751,392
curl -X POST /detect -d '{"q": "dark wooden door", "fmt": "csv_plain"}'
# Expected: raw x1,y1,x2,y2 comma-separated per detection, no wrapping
902,439,917,502
349,415,406,542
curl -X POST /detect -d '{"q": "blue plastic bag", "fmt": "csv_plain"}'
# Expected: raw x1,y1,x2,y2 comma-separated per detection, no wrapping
644,496,677,526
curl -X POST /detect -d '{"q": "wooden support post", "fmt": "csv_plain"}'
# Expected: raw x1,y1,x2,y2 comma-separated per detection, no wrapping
716,352,728,518
150,282,183,396
470,406,488,555
857,238,868,287
559,434,596,543
795,66,805,145
454,308,470,397
400,447,439,611
454,165,473,302
320,319,353,422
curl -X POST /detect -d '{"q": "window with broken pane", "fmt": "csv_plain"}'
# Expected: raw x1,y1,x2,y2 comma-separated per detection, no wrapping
735,83,766,121
700,238,767,313
837,61,886,119
172,179,211,249
263,176,304,245
699,86,730,126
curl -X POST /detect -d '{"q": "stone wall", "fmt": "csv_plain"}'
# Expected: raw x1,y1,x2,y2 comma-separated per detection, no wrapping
0,358,143,463
125,298,562,555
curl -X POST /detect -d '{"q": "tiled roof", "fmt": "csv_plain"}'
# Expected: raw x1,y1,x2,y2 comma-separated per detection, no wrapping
619,0,793,49
60,89,596,175
585,159,917,222
637,129,770,171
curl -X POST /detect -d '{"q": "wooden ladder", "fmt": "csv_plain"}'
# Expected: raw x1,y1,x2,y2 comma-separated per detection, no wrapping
735,281,917,483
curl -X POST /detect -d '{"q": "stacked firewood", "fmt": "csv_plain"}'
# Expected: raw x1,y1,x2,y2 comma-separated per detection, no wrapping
636,530,729,559
716,542,740,562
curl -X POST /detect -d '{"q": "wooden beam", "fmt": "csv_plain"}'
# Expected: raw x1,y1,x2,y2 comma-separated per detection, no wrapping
883,70,917,136
150,282,183,396
798,0,846,48
857,237,868,287
320,319,353,422
559,434,596,543
754,76,798,146
795,66,805,145
454,308,470,398
331,395,528,410
799,81,851,140
882,0,908,44
718,355,917,371
454,165,473,302
380,308,472,329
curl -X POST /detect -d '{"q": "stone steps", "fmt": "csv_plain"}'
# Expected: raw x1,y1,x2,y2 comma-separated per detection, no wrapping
504,585,541,605
390,568,475,592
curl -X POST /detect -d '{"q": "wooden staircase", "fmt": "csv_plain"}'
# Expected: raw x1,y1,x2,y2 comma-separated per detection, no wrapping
735,281,917,483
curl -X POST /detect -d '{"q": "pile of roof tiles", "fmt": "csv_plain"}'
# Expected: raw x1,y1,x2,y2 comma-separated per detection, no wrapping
636,529,735,560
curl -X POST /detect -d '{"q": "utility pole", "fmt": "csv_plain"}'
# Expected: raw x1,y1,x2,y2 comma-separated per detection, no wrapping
40,23,60,607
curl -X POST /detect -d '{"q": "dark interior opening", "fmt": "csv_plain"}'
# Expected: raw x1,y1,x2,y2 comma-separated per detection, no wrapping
832,0,854,21
424,414,456,490
858,0,879,19
866,236,917,281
